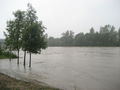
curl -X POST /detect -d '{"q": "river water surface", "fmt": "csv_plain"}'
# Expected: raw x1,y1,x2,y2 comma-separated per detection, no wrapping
0,47,120,90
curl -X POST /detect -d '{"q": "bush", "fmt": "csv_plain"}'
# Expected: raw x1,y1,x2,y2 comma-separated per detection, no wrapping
0,45,3,55
0,44,17,59
0,45,17,59
2,51,17,58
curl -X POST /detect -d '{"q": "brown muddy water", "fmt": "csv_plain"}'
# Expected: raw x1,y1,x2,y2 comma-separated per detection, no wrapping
0,47,120,90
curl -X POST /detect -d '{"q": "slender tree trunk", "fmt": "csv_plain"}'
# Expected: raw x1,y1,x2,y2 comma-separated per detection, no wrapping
17,49,19,64
29,52,31,67
23,50,26,66
9,47,11,61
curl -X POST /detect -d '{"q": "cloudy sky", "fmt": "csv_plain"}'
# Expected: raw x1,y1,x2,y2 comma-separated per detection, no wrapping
0,0,120,38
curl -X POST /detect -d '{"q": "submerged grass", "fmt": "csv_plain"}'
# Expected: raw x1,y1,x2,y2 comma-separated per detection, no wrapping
0,73,60,90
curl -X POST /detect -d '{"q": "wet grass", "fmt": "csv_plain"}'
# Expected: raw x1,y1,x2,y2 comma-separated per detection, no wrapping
0,55,8,59
0,51,17,59
0,73,60,90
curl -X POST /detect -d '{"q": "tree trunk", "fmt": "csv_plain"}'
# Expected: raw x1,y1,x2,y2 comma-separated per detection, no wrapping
23,51,26,66
9,47,12,61
17,49,19,64
29,52,31,67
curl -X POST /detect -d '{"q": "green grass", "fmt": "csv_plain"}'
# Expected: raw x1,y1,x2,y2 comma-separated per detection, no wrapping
0,51,17,59
0,55,9,59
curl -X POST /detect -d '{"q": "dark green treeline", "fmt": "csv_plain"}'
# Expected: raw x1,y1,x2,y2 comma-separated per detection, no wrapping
48,25,120,46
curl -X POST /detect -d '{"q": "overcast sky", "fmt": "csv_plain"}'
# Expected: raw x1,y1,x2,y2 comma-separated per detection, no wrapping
0,0,120,38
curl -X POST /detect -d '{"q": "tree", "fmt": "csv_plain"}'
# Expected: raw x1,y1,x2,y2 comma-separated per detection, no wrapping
4,20,16,61
48,37,61,46
86,27,95,46
12,10,25,64
4,10,25,63
23,4,47,67
75,33,86,46
21,11,29,66
118,28,120,46
99,25,117,46
90,27,95,34
61,30,74,46
25,22,47,67
109,26,117,45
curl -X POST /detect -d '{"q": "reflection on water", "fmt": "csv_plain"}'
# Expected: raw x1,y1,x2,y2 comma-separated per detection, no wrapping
0,47,120,90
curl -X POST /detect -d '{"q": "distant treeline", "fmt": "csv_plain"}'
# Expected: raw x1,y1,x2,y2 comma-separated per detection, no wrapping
48,25,120,46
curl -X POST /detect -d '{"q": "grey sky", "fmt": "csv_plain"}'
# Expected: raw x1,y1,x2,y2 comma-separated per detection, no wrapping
0,0,120,38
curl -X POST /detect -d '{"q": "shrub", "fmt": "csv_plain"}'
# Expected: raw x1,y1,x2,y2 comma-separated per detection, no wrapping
2,51,17,58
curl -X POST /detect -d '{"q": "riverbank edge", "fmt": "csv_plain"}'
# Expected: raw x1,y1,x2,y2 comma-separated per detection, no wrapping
0,55,17,59
0,72,60,90
0,51,17,59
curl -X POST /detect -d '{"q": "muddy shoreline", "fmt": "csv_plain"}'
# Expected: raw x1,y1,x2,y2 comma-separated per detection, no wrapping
0,72,59,90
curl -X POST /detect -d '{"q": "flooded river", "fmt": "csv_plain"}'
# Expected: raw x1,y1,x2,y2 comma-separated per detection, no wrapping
0,47,120,90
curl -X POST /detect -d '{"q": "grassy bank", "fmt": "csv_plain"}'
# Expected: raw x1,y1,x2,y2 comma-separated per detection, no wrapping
0,51,17,59
0,73,59,90
0,55,8,59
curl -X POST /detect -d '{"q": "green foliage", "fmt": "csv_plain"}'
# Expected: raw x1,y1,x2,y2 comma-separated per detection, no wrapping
5,3,47,54
118,28,120,45
61,30,74,46
1,51,17,58
48,25,120,46
48,37,62,46
12,10,25,50
0,44,2,55
4,11,25,50
4,10,25,63
75,33,86,46
22,3,47,54
0,44,17,59
25,22,47,53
